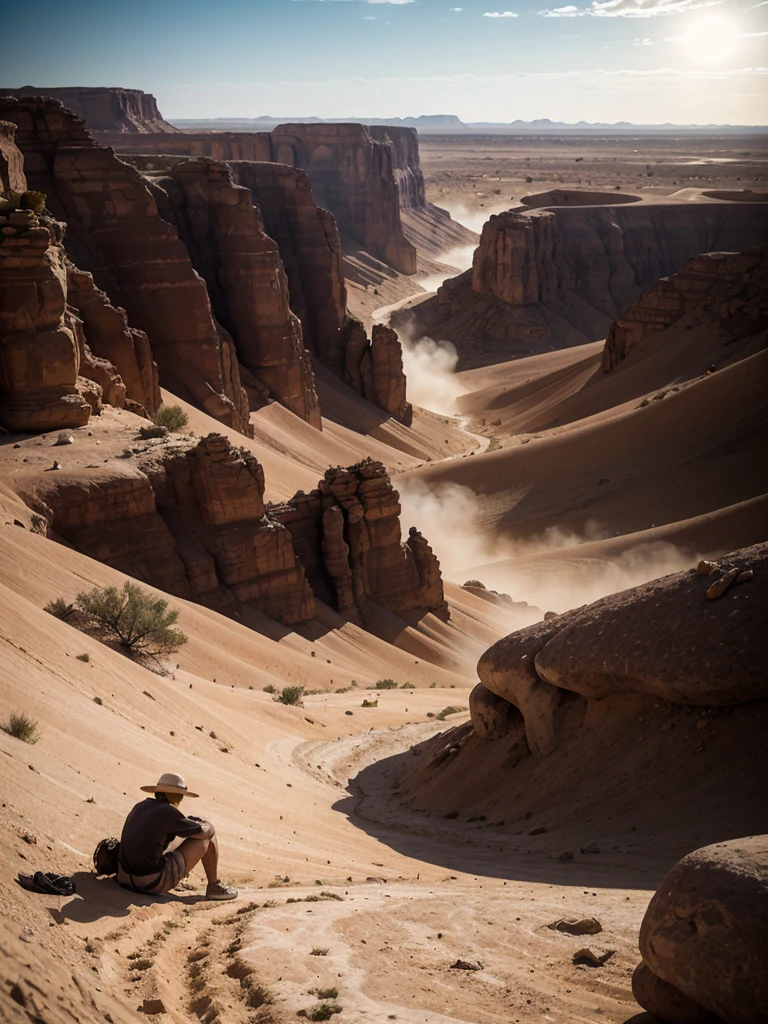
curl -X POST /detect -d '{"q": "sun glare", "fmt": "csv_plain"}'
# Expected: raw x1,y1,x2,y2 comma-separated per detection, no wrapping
684,14,739,64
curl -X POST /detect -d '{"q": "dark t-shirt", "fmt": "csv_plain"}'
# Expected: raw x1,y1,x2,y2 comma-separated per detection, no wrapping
119,798,203,875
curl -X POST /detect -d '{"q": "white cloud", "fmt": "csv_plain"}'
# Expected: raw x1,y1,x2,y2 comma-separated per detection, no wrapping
540,4,583,14
540,0,723,14
483,11,520,16
291,0,415,4
449,5,464,9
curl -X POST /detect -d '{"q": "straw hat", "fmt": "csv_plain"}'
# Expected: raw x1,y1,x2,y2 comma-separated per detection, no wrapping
140,772,199,798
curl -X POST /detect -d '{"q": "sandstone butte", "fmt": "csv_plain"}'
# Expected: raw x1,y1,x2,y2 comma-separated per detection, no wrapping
397,193,768,367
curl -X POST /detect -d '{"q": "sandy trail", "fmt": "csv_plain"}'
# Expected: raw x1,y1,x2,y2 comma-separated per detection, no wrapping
224,721,651,1024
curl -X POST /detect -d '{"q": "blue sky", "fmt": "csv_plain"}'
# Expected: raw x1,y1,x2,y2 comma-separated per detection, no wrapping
1,0,766,123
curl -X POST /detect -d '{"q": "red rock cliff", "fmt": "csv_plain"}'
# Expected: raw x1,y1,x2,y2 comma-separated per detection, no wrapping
2,86,179,133
602,245,768,371
0,96,251,434
160,158,321,427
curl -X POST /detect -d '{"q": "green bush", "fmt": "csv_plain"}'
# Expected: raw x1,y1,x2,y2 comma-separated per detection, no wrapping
2,711,40,744
401,682,415,689
273,685,304,706
45,597,76,621
434,705,467,721
76,581,187,659
21,190,47,214
263,683,277,694
361,699,378,708
375,678,398,690
152,404,188,432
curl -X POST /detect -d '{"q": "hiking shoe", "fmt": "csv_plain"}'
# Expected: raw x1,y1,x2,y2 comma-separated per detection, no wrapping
205,880,238,901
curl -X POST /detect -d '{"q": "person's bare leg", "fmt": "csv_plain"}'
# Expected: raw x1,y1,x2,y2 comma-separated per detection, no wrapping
200,833,219,886
178,836,209,876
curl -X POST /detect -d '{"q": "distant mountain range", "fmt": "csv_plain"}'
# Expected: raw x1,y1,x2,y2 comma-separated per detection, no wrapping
172,113,767,133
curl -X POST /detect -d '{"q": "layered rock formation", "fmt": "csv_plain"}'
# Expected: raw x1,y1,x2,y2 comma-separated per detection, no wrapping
161,158,320,426
602,245,768,371
0,96,251,434
101,123,420,273
24,438,444,629
2,86,179,133
471,543,767,757
270,458,445,625
633,835,768,1024
400,197,768,367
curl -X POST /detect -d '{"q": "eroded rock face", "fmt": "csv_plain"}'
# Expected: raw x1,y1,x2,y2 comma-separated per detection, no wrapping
475,543,767,754
0,209,92,432
271,458,447,624
0,96,251,435
1,86,179,133
104,123,419,274
401,200,768,366
469,682,524,740
162,158,320,427
602,245,768,371
66,264,159,418
634,836,768,1024
0,119,25,195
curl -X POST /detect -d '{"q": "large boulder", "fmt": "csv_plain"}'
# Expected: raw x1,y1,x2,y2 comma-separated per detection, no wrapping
634,835,768,1024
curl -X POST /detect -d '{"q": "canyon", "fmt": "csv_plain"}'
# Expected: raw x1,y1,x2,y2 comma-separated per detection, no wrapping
1,83,767,1024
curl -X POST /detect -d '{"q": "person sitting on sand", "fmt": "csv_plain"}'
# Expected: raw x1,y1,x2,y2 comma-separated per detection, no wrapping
117,772,238,901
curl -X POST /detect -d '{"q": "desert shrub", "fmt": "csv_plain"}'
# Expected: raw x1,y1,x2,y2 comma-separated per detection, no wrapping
434,705,467,721
361,699,378,708
152,404,188,432
76,653,90,663
401,682,415,689
310,988,339,1000
21,190,47,214
76,582,187,659
273,685,304,706
309,947,329,956
263,683,277,694
2,711,40,744
375,678,398,690
45,597,76,621
298,1004,342,1021
487,436,501,453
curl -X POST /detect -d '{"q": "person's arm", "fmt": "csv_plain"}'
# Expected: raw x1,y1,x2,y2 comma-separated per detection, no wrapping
167,806,212,840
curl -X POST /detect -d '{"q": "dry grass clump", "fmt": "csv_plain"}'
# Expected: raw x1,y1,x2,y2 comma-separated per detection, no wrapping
298,1004,342,1021
152,404,188,431
309,947,329,956
44,597,76,620
375,678,398,690
1,711,40,744
273,685,304,706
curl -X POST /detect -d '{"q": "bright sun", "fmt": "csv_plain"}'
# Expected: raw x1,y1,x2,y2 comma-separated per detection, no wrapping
684,14,740,64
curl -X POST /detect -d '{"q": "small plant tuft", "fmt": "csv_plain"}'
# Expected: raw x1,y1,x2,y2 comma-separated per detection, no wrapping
76,653,90,663
298,1004,342,1021
2,711,40,744
375,678,398,690
401,681,415,689
361,699,378,708
273,685,304,706
21,190,47,214
310,988,339,1000
45,597,76,621
262,683,277,694
76,581,187,660
152,404,188,432
309,947,329,956
434,705,467,721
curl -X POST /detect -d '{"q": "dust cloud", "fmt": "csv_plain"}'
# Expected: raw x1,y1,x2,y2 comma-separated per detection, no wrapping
416,243,477,294
399,322,465,415
399,478,701,619
440,198,514,236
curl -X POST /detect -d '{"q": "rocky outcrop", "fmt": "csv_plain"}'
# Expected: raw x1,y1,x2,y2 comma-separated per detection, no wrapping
0,119,25,195
368,126,425,210
633,835,768,1024
25,439,445,629
270,458,446,625
0,96,251,435
399,199,768,367
2,86,179,133
602,245,768,371
229,161,348,369
104,123,419,274
161,158,320,427
475,544,767,755
66,264,160,417
0,208,93,432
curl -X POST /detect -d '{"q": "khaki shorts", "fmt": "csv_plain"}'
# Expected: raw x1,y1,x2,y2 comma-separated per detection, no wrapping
117,848,186,895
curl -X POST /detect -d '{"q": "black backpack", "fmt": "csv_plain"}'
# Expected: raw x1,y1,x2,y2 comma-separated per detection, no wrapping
93,837,120,877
